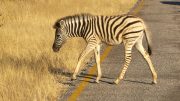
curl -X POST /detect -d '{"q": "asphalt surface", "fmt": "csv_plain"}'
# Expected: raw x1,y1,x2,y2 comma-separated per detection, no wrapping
62,0,180,101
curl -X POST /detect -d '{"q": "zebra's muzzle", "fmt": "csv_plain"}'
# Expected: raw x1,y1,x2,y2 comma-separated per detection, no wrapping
52,44,60,52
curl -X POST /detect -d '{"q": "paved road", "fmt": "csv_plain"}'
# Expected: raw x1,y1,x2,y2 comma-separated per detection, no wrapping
62,0,180,101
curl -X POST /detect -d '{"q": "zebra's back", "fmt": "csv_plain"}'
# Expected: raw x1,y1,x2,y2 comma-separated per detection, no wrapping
93,14,145,45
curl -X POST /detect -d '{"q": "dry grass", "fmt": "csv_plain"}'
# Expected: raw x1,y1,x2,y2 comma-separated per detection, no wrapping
0,0,137,101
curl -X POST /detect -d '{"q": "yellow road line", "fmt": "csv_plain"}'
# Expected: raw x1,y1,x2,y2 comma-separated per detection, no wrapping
67,0,144,100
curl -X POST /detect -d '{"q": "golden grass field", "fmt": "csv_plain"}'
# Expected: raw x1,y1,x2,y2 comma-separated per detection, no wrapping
0,0,137,101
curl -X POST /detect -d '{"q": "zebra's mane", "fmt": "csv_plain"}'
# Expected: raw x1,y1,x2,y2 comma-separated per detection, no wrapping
53,13,133,29
61,13,93,20
53,13,93,29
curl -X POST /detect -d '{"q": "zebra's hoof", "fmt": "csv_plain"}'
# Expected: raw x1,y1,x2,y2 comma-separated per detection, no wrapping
152,80,157,84
71,78,76,81
113,79,120,85
95,80,100,83
71,77,77,81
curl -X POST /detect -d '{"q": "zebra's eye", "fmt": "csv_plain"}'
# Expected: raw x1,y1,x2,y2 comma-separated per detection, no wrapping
57,35,60,37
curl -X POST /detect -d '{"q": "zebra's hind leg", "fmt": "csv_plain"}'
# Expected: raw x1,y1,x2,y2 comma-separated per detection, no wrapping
94,44,101,83
72,44,95,80
135,39,157,84
114,42,134,84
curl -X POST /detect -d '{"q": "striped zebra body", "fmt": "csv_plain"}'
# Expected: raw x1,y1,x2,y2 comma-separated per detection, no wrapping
52,14,157,84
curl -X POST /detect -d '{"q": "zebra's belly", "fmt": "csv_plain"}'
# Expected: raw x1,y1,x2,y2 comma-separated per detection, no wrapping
103,40,122,45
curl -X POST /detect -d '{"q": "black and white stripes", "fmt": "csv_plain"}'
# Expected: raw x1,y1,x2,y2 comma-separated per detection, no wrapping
52,13,157,84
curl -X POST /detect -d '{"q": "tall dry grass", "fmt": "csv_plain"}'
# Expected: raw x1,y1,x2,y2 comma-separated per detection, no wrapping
0,0,137,101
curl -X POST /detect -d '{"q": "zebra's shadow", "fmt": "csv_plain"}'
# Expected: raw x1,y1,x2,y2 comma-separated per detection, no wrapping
78,73,153,85
77,73,115,84
79,73,115,80
124,79,153,85
48,67,72,77
48,68,153,85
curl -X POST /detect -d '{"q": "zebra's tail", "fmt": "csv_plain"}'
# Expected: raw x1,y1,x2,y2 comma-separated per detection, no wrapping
144,25,152,55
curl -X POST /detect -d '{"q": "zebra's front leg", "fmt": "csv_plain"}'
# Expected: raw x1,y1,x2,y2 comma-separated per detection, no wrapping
114,44,133,84
72,44,95,80
94,44,101,83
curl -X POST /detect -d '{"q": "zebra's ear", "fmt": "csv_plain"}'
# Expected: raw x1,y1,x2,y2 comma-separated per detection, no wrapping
53,20,65,29
53,21,61,29
59,20,65,29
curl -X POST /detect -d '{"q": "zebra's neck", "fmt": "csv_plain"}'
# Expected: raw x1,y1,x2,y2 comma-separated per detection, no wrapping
64,15,94,40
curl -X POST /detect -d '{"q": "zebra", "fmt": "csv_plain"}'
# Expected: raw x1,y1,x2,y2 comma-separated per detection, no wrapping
52,13,157,84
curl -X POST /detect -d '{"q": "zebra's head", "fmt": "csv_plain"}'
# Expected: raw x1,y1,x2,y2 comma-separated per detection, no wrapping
52,20,67,52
